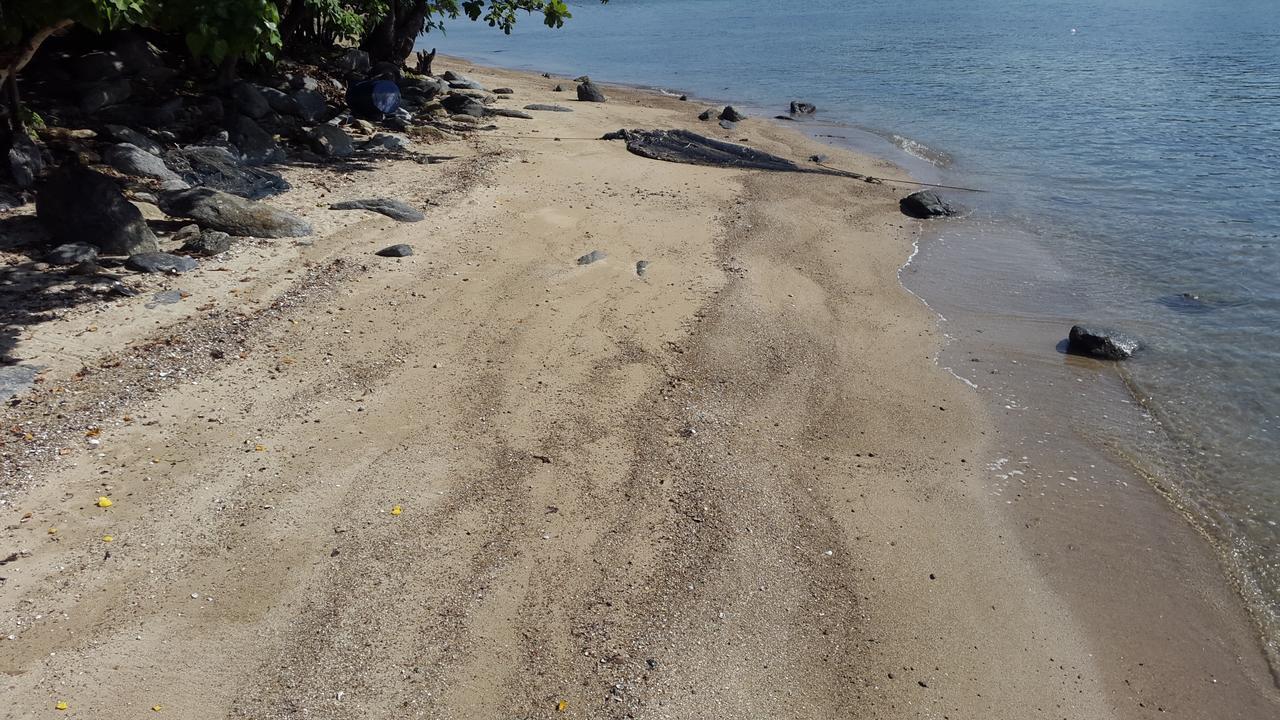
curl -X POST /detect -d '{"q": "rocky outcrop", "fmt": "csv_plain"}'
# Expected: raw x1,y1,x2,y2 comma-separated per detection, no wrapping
37,163,159,256
1067,325,1140,360
159,187,312,238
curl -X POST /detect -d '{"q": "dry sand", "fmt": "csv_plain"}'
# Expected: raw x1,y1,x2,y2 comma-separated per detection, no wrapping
0,61,1276,718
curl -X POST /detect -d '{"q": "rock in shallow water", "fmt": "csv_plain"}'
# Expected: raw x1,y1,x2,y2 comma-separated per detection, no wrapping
899,190,963,219
1067,325,1140,360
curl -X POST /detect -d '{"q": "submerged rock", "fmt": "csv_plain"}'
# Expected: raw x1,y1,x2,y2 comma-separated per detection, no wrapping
37,163,159,256
329,198,424,222
899,190,963,219
790,101,817,115
159,187,312,238
1067,325,1140,360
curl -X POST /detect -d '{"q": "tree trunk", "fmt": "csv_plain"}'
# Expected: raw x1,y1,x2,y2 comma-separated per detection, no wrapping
279,0,309,49
362,1,432,65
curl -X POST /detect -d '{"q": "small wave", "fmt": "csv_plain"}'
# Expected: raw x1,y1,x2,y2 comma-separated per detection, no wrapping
890,134,954,167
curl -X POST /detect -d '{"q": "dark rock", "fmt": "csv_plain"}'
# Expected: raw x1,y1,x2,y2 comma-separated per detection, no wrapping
577,81,607,103
1067,325,1140,360
680,95,688,101
382,114,410,132
442,71,485,90
899,190,963,219
492,88,514,95
347,79,401,117
486,108,533,120
261,86,296,115
574,75,591,83
227,115,285,165
375,244,413,257
149,289,185,305
0,191,21,211
809,154,829,163
230,82,271,119
577,249,606,265
7,133,44,188
524,104,574,113
146,97,186,128
159,187,312,238
46,243,99,265
104,143,188,190
719,120,737,130
308,124,354,158
179,229,233,256
287,73,320,92
368,61,402,81
0,365,41,400
553,84,564,92
329,198,424,222
72,51,125,81
163,146,290,200
697,109,714,121
337,49,371,75
789,101,817,115
103,125,162,155
107,31,160,72
635,260,650,277
441,94,486,118
718,106,745,122
361,133,410,153
37,163,159,256
126,252,198,274
80,78,132,113
291,89,328,122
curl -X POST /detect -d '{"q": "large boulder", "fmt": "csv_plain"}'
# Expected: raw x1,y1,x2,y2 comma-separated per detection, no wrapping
72,51,126,81
337,49,371,75
227,115,285,165
230,82,271,119
308,124,354,158
291,89,329,122
1067,325,1139,360
104,143,188,190
441,94,486,118
158,187,312,238
103,124,162,155
163,146,290,199
899,190,963,219
577,80,607,103
718,106,745,122
442,71,485,90
37,163,159,256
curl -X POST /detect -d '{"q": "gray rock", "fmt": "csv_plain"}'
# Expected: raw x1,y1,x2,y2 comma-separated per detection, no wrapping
179,229,233,256
0,191,21,211
159,187,312,238
73,51,126,81
287,73,321,91
719,119,737,130
37,163,159,256
361,133,410,152
635,260,650,277
148,97,186,128
308,124,354,158
291,89,328,122
718,106,745,122
337,49,371,75
486,108,533,120
127,252,199,274
442,71,485,90
80,78,132,113
227,115,285,165
149,289,185,305
577,249,606,265
441,94,486,118
1067,325,1140,360
7,133,44,188
231,82,271,119
329,198,424,222
899,190,963,219
104,143,188,190
577,81,607,103
789,101,817,115
0,364,41,400
375,244,413,257
697,108,714,121
163,146,290,200
524,104,574,112
492,88,514,95
261,86,296,115
104,125,162,155
46,243,99,265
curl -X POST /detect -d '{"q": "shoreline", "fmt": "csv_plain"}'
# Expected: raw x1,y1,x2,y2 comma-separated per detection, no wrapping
0,55,1275,717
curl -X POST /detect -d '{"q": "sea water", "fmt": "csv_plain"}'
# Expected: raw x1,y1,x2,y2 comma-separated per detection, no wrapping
426,0,1280,650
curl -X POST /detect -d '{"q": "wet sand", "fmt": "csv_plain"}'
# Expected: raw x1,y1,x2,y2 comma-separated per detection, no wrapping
0,60,1275,718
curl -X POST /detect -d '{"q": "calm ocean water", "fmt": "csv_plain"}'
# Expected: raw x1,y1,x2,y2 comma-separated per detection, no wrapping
426,0,1280,646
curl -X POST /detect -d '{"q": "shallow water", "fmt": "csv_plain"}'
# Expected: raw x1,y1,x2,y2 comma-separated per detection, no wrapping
427,0,1280,650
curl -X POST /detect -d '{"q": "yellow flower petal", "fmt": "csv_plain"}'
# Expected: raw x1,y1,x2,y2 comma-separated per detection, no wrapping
97,496,113,508
557,700,568,712
48,527,57,535
151,705,163,712
55,701,68,711
390,505,402,516
102,535,114,543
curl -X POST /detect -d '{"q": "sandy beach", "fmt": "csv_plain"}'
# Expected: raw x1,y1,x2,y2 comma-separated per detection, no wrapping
1,58,1277,719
